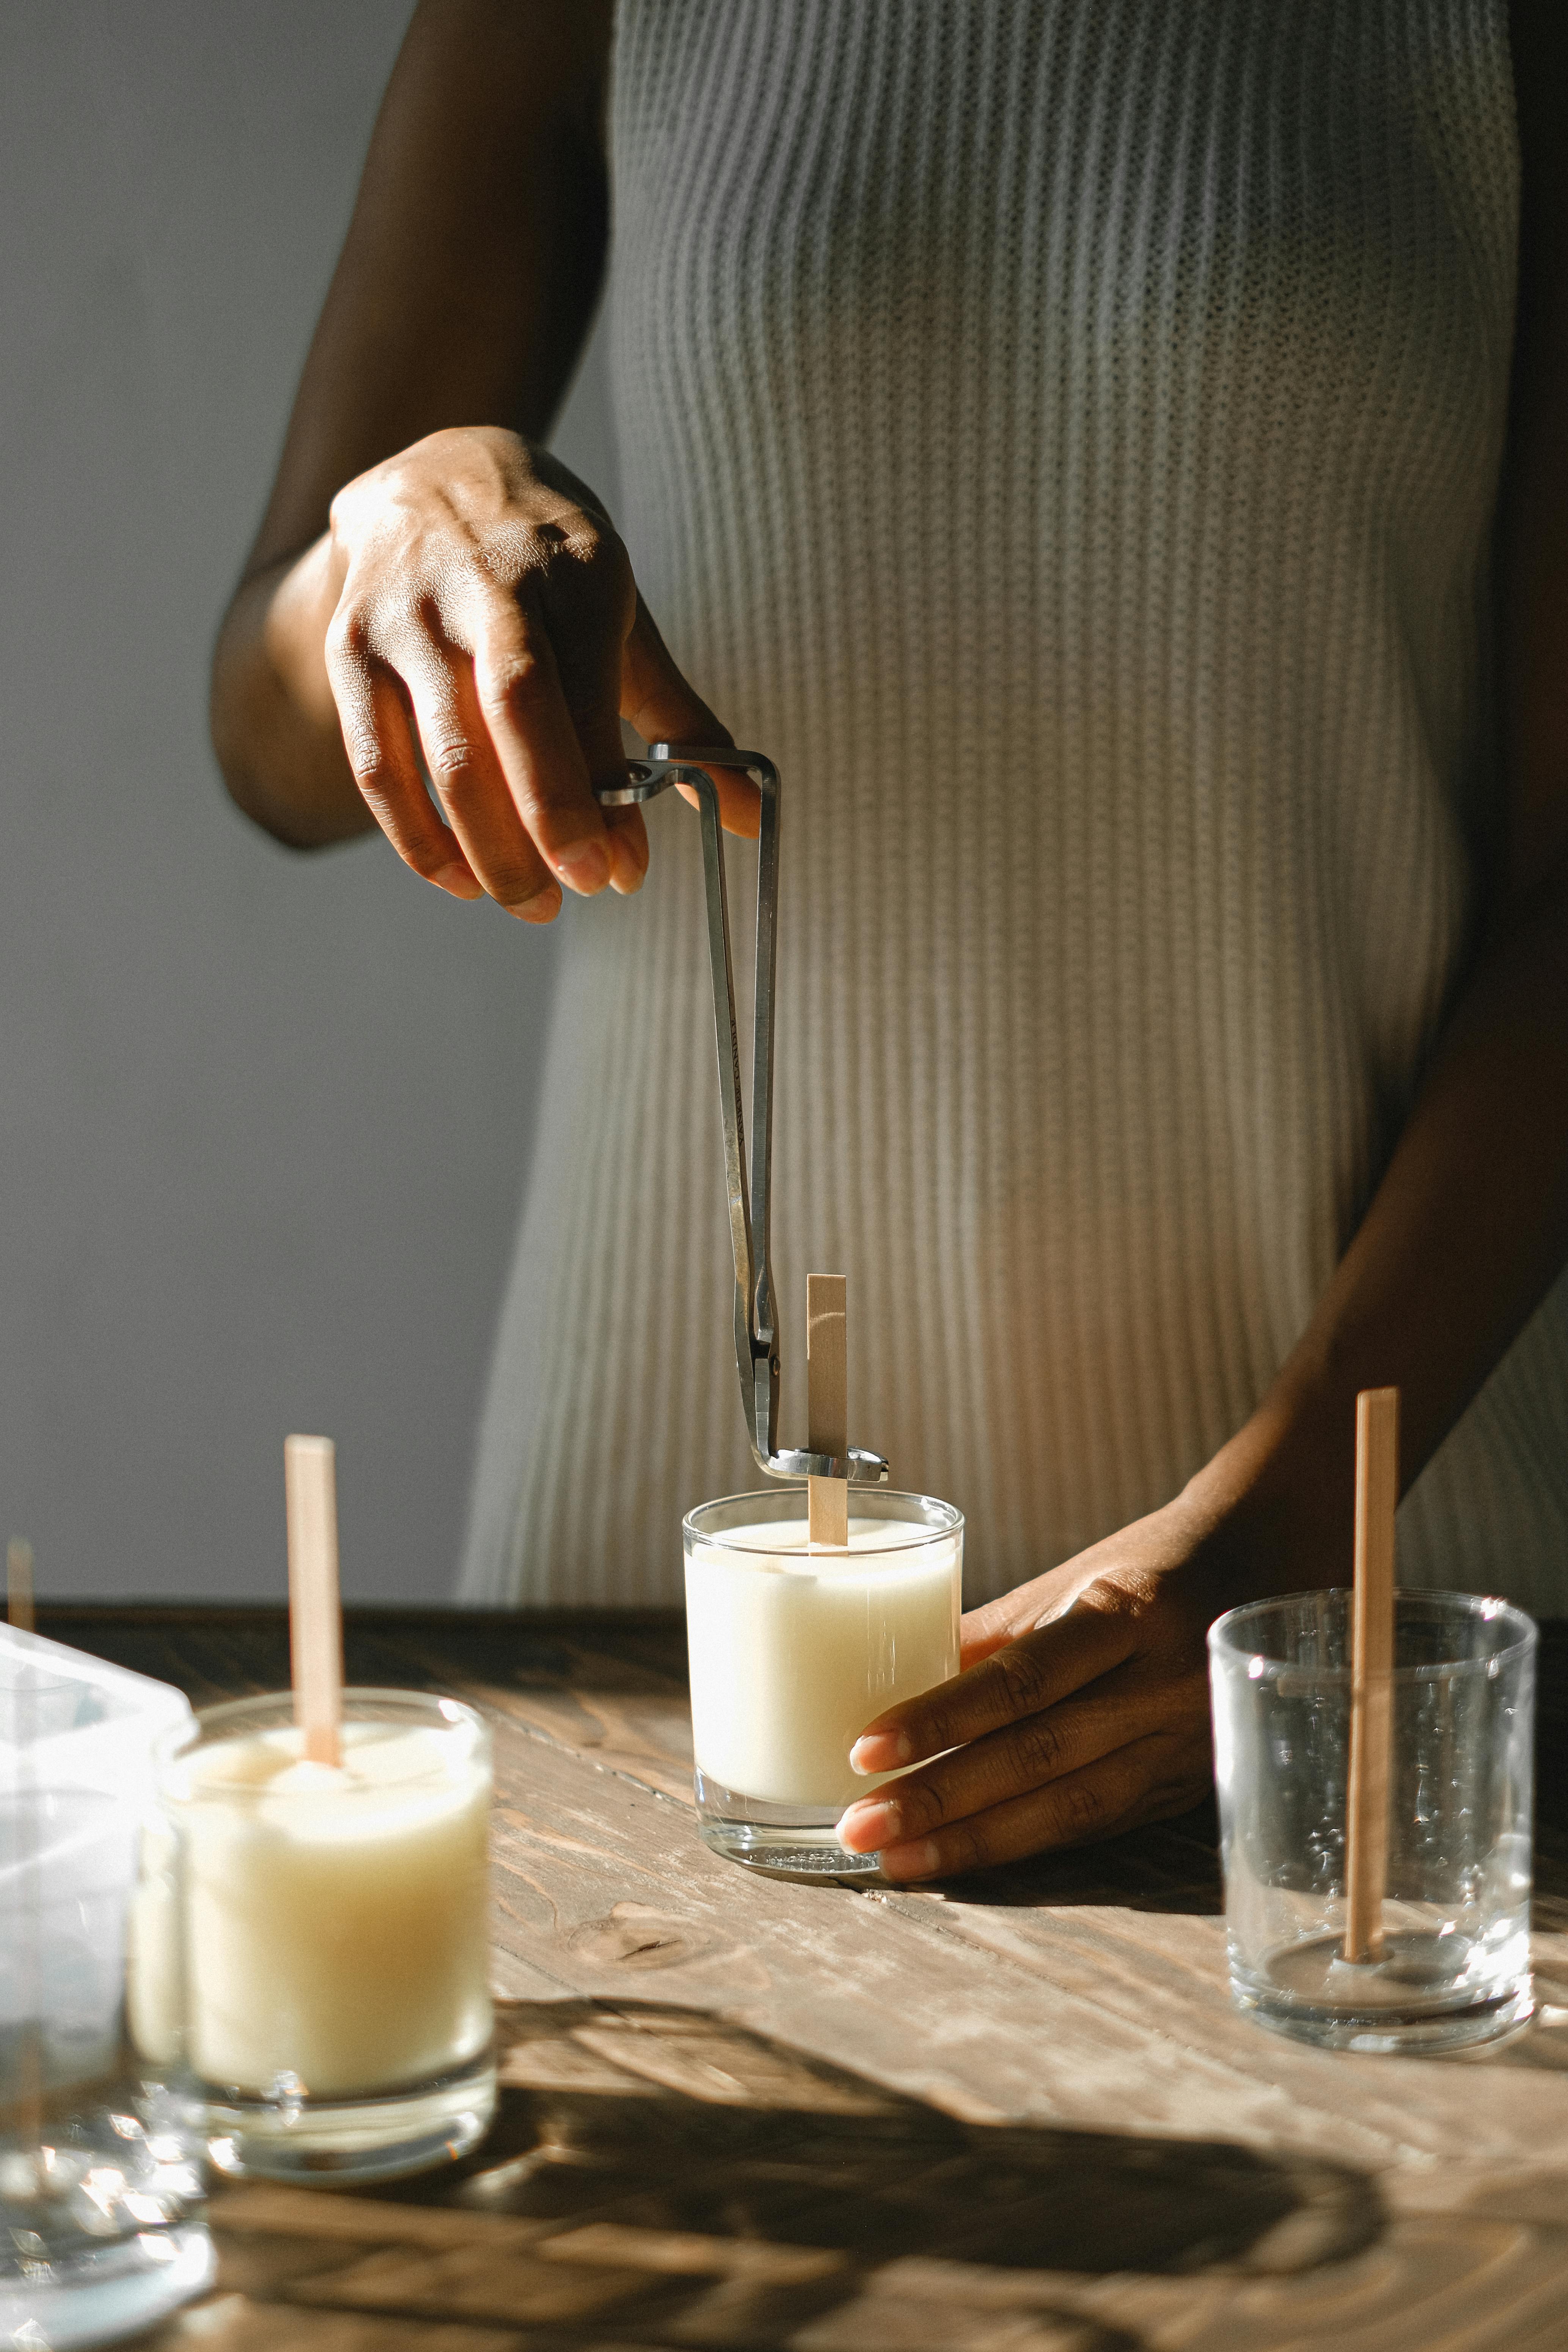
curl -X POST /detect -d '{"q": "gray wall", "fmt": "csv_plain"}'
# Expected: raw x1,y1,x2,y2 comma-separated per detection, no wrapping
0,4,619,1602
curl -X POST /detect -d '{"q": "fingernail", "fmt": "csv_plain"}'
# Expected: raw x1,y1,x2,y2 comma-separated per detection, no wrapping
432,861,483,901
836,1799,896,1854
553,839,611,894
850,1731,911,1775
879,1838,941,1883
511,883,561,924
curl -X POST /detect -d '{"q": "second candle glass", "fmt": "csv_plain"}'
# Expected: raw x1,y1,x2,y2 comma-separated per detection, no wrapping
141,1689,495,2182
684,1487,963,1876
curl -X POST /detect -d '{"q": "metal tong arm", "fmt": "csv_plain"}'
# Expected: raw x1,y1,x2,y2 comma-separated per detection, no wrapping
595,745,887,1485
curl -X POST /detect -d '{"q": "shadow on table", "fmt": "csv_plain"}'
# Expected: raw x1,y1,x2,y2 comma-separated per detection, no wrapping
919,1798,1227,1915
344,1998,1381,2349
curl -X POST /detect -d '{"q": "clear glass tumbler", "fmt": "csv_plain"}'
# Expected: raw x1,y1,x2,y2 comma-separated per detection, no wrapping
684,1487,963,1877
143,1690,496,2182
1208,1590,1536,2052
2,1655,212,2352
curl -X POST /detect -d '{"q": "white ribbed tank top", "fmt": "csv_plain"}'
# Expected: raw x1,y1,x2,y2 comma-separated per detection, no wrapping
460,0,1568,1616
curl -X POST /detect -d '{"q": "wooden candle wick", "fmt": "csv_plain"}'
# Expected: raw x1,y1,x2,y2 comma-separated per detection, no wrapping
7,1538,35,1632
807,1274,849,1550
1344,1386,1398,1964
285,1435,344,1767
7,1536,41,2151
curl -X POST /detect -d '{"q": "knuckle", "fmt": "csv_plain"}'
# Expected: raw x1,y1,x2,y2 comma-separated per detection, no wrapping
420,732,480,790
539,531,635,635
935,1819,984,1876
908,1701,955,1759
474,642,553,725
480,848,551,906
993,1640,1050,1718
545,514,625,582
325,481,362,543
1012,1711,1068,1784
324,605,371,673
340,726,389,790
1083,1567,1156,1620
1048,1775,1106,1845
891,1778,943,1837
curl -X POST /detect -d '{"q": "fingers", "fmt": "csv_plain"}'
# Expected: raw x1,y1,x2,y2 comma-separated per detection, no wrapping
325,632,486,905
532,536,649,897
837,1677,1141,1857
600,799,650,896
848,1593,1138,1776
471,592,623,898
960,1586,1051,1665
959,1610,1032,1672
398,645,562,919
866,1726,1212,1882
325,436,730,909
621,597,761,839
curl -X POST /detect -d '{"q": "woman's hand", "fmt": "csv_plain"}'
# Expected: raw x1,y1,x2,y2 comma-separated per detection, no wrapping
836,1498,1236,1881
316,424,756,919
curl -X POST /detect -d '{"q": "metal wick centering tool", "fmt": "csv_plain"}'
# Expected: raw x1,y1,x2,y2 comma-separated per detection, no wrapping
594,743,888,1488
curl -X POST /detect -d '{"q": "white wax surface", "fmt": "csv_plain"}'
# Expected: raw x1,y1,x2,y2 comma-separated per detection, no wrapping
685,1517,960,1807
149,1720,490,2098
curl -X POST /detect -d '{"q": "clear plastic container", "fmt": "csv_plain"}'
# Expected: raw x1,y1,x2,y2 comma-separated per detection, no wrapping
0,1626,212,2349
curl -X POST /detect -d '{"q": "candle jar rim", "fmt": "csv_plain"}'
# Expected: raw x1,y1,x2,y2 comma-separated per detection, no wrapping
1208,1587,1537,1685
684,1486,963,1556
153,1686,488,1800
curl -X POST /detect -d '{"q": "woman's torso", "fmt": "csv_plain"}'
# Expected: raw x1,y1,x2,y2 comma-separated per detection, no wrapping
461,0,1568,1613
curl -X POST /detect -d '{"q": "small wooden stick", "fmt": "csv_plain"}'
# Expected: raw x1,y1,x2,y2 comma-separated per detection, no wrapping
284,1436,343,1766
1344,1386,1399,1962
807,1274,849,1549
8,1537,41,2149
7,1538,35,1632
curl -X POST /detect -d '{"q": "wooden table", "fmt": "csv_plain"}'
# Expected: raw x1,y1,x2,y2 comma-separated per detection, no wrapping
42,1603,1568,2352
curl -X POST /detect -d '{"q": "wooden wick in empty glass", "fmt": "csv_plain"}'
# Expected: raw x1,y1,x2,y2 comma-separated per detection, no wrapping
806,1274,849,1549
7,1538,34,1632
1344,1386,1399,1964
285,1435,344,1767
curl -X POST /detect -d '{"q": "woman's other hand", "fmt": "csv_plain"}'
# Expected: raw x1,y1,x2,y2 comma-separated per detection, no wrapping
835,1502,1224,1881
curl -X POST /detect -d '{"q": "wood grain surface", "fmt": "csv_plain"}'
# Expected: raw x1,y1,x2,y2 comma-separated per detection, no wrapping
37,1604,1568,2352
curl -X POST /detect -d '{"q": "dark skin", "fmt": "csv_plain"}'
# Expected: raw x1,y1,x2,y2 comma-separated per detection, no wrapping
209,0,756,909
212,1,1568,1881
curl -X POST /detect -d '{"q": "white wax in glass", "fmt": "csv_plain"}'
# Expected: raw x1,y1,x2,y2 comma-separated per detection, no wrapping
685,1516,960,1807
152,1720,490,2098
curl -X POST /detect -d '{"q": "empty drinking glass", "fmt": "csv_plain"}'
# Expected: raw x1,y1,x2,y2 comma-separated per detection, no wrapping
1208,1590,1535,2053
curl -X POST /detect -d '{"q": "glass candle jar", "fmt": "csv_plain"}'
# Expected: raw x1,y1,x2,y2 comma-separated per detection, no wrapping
141,1689,495,2182
684,1487,963,1877
1208,1590,1536,2053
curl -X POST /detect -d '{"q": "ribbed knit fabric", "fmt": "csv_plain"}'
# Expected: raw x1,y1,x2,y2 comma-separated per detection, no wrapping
460,0,1568,1616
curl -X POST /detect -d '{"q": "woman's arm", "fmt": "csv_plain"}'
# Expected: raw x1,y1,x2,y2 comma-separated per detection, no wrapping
211,0,751,916
837,0,1568,1879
